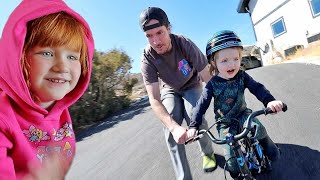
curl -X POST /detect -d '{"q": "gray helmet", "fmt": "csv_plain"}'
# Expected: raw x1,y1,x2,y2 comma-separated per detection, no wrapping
206,30,242,62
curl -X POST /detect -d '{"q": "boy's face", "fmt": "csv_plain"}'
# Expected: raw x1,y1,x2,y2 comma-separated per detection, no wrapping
215,47,241,80
27,46,81,108
144,19,172,54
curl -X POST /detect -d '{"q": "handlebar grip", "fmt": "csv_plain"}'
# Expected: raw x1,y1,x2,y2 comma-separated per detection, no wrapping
282,103,288,112
185,138,193,145
266,103,288,114
185,133,203,145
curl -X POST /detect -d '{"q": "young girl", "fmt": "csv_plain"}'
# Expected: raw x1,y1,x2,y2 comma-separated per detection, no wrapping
0,0,94,179
186,30,284,179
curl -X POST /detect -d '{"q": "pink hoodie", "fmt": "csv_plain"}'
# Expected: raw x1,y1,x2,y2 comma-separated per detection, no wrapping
0,0,94,179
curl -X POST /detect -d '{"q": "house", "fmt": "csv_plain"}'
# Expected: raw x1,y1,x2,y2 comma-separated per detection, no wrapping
237,0,320,65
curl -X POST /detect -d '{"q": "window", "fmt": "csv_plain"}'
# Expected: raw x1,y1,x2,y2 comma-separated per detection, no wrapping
309,0,320,17
271,17,286,38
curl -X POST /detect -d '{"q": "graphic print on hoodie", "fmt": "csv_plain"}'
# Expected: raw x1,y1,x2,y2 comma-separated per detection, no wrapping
0,0,94,179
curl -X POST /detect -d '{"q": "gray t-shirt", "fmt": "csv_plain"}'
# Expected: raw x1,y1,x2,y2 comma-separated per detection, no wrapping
141,34,208,91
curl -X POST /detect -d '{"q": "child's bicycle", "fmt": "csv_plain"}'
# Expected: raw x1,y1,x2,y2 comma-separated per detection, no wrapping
186,104,287,180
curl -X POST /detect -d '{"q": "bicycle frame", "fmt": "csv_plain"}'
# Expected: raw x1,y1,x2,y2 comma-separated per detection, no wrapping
225,133,252,179
186,104,287,180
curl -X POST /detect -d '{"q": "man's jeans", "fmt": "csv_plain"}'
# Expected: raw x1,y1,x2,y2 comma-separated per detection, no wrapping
161,86,214,180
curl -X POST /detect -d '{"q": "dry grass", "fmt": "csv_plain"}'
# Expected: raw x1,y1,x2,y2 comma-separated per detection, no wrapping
285,41,320,60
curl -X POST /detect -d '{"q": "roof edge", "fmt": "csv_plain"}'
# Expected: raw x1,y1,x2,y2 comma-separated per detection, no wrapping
237,0,250,13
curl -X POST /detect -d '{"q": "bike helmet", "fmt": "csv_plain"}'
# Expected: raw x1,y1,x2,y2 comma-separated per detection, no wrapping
206,30,242,62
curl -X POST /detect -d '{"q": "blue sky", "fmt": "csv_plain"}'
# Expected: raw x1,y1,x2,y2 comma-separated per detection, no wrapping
0,0,256,73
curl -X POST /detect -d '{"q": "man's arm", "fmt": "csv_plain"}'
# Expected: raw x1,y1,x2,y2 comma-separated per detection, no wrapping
198,65,212,83
145,82,187,144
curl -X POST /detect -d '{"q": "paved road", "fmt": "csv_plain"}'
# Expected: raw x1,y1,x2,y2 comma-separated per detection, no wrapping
67,63,320,180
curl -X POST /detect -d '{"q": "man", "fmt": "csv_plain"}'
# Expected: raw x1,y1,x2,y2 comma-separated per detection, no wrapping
139,7,217,180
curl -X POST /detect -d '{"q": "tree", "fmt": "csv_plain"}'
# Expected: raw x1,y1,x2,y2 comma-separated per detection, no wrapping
123,77,139,95
70,48,133,130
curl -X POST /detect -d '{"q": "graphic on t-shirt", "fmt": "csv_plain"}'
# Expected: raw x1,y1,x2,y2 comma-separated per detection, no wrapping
23,125,50,143
53,122,73,141
178,59,192,76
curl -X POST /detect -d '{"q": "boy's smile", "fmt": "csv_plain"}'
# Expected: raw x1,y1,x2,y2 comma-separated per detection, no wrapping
215,48,241,80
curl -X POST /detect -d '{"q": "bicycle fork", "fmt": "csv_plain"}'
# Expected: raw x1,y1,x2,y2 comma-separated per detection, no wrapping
234,143,253,178
226,134,252,178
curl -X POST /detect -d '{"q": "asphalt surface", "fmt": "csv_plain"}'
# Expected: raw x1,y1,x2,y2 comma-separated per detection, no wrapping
67,63,320,180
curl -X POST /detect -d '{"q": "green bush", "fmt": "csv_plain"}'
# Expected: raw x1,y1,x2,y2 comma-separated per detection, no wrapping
70,49,134,132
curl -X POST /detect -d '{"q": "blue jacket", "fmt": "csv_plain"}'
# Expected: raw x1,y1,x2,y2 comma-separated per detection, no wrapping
189,70,275,129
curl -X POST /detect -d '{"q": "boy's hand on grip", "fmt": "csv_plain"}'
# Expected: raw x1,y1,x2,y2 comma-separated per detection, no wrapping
267,100,284,113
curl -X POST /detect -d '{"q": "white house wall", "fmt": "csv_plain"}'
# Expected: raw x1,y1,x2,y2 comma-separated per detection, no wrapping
248,0,320,64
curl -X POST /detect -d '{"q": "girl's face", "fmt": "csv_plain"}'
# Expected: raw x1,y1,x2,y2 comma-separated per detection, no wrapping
28,46,81,108
215,48,241,80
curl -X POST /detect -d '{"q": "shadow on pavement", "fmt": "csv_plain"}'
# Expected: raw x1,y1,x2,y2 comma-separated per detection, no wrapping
214,143,320,180
75,98,150,141
257,143,320,180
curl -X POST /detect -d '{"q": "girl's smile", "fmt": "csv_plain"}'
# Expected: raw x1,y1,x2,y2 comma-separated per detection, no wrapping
28,46,81,108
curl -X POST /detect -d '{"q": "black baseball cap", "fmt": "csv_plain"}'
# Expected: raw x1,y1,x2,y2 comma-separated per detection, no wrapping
139,7,170,32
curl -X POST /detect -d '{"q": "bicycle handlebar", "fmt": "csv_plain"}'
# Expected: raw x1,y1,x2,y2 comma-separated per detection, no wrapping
185,103,287,145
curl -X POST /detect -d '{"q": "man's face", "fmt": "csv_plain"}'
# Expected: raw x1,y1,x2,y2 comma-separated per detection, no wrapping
143,19,172,54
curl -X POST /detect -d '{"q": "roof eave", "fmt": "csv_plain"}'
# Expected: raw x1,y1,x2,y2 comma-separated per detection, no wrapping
237,0,250,13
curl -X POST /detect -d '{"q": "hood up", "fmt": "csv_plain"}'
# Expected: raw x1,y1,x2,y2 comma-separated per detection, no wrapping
0,0,94,118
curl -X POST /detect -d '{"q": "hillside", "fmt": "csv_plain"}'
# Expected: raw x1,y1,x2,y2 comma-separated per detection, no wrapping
128,73,147,99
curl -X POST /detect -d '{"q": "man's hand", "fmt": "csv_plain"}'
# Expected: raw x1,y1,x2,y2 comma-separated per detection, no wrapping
186,128,197,140
170,125,187,144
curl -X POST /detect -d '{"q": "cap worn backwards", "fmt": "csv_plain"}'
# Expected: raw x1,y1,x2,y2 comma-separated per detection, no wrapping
139,7,170,32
